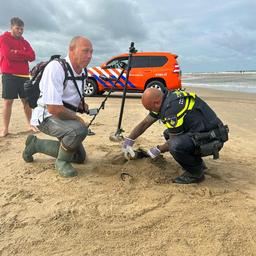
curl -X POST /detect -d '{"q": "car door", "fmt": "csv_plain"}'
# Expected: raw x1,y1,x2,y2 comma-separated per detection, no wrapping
101,57,129,90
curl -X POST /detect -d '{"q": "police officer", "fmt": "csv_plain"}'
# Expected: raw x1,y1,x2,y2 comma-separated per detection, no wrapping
122,88,228,184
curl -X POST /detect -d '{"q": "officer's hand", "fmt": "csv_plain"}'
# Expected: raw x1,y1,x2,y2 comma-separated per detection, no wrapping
147,146,161,159
122,138,136,160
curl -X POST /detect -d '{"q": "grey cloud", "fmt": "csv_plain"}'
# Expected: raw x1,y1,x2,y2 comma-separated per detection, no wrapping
0,0,255,72
0,0,60,31
214,29,256,56
0,0,148,67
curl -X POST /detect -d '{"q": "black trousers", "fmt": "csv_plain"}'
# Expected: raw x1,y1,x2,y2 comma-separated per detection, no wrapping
164,129,204,175
2,74,28,99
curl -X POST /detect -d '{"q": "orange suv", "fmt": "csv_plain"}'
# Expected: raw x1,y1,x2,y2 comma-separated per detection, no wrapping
85,52,181,96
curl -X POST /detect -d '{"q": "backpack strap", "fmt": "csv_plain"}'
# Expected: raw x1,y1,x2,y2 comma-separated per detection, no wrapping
57,58,69,86
63,61,86,113
43,56,87,113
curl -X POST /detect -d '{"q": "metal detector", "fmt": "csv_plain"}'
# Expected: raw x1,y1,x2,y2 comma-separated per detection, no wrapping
109,42,137,142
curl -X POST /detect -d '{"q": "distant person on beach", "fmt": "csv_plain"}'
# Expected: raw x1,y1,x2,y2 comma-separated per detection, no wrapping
22,36,93,178
122,88,229,184
0,17,36,137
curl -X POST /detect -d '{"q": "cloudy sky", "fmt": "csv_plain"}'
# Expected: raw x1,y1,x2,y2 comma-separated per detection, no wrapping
0,0,255,72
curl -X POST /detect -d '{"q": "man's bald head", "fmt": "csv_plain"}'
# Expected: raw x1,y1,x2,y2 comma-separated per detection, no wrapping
141,88,164,112
68,36,93,73
69,36,91,50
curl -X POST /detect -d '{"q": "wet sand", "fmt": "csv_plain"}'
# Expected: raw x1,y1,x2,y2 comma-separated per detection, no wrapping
0,85,256,256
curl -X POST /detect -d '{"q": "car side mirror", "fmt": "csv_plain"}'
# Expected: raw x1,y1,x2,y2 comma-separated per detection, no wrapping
118,61,127,69
100,63,107,69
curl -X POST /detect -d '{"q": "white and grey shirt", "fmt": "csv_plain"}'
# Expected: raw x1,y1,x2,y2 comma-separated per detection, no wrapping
31,56,86,126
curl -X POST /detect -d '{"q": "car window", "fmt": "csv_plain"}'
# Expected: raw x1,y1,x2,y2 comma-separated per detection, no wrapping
131,56,168,68
149,56,168,67
106,58,128,69
105,55,168,69
130,56,149,68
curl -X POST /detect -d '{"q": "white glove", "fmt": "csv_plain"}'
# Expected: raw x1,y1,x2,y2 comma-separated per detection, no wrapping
122,138,136,160
147,146,161,159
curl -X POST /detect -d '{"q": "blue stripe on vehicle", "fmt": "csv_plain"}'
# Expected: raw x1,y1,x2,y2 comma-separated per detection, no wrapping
107,76,117,87
121,75,136,88
109,80,117,87
93,74,109,88
110,75,132,88
92,74,136,89
108,75,125,87
115,79,125,87
103,76,117,87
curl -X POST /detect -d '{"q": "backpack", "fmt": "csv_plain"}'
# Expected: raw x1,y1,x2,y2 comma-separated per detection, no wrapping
24,55,87,110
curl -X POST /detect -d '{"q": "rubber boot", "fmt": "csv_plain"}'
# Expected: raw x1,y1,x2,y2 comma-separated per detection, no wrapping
72,144,86,164
23,135,59,162
55,145,77,178
23,135,86,163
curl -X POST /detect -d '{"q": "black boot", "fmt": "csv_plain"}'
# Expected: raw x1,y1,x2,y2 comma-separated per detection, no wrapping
173,160,207,184
173,171,205,184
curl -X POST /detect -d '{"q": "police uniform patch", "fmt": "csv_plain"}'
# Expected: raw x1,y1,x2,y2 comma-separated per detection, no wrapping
179,98,184,105
167,116,178,127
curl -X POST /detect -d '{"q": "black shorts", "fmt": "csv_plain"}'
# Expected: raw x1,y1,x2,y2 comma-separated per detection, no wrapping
1,74,29,100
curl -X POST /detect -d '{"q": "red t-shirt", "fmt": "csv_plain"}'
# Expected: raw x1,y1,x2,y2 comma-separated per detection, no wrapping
0,31,35,75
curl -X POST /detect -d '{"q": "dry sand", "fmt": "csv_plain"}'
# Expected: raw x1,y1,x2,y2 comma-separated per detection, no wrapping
0,85,256,256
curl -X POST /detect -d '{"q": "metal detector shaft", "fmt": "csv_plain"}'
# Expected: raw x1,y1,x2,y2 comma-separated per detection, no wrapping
115,42,136,137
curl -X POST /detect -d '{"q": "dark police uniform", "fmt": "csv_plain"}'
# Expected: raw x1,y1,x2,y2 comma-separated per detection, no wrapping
150,89,226,178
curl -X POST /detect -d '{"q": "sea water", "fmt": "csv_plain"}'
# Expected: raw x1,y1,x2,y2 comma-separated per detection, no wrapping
182,72,256,93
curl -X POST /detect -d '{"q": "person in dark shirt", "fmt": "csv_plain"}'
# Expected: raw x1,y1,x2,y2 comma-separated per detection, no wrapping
122,88,228,184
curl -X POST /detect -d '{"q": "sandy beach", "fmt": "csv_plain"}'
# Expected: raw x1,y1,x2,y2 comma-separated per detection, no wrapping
0,84,256,256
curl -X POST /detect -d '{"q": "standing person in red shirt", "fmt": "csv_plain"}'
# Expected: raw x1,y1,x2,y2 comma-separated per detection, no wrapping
0,17,36,137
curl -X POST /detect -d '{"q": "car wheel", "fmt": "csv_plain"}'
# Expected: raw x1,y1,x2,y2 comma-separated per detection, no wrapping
84,79,98,96
146,80,165,92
